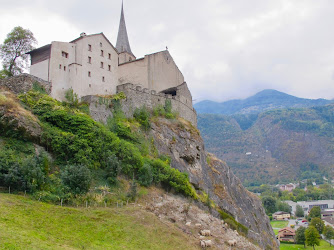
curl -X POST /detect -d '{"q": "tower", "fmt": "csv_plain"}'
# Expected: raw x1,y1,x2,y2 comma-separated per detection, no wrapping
116,2,136,64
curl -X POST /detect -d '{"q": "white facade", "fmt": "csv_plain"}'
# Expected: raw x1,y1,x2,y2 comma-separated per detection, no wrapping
28,34,185,101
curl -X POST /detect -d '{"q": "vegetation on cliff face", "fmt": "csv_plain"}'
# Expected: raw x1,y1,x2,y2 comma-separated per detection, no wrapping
0,88,197,204
198,104,334,185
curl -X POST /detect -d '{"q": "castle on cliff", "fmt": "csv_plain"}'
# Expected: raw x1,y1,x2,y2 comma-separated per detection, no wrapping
26,3,197,125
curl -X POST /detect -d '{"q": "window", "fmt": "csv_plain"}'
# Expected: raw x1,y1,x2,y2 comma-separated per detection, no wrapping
88,44,92,51
108,53,111,59
100,42,102,47
89,84,91,88
108,65,111,71
62,51,68,58
88,56,91,63
59,64,61,69
64,66,66,71
100,62,104,68
102,76,105,82
88,71,91,77
101,50,104,56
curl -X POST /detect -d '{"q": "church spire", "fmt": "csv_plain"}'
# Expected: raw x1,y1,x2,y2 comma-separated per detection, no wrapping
116,2,134,56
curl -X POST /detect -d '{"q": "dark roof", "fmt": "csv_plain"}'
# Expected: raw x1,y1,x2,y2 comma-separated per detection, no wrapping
26,44,51,55
115,2,134,57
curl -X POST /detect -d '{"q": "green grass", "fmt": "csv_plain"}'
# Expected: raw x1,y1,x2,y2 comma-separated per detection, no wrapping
271,220,289,229
280,240,334,249
0,193,199,249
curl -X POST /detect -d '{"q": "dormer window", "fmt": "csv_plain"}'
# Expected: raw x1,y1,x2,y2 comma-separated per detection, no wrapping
88,44,92,51
62,51,68,58
101,50,104,56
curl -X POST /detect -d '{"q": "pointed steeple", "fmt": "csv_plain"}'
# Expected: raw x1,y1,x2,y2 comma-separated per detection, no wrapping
116,2,134,56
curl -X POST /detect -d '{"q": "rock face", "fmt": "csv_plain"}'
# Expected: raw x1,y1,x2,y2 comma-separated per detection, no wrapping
151,118,279,249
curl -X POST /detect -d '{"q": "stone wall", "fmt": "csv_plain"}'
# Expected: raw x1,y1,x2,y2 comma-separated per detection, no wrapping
0,74,51,94
117,83,197,126
82,82,197,126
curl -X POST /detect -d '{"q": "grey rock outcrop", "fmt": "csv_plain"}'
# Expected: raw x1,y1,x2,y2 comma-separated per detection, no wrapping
150,118,279,249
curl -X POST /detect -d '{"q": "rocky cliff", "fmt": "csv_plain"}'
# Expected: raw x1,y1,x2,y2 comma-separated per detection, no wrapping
150,118,278,249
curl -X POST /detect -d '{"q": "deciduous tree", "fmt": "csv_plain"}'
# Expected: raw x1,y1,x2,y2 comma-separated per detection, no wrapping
295,204,304,217
305,226,320,250
309,206,321,220
323,225,334,246
295,226,306,248
310,217,324,234
0,26,36,77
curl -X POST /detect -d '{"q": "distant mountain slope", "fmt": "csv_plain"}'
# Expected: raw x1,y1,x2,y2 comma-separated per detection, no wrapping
197,104,334,185
195,89,333,114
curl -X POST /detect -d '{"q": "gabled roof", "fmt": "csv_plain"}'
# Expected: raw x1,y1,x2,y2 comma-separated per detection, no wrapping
278,227,295,233
71,33,118,54
116,2,134,57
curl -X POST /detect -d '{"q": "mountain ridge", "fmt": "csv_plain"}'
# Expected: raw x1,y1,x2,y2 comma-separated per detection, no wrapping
195,89,333,115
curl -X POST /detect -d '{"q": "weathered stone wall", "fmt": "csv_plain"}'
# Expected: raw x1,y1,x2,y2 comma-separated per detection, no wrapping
117,83,197,126
0,74,51,94
82,82,197,126
81,95,113,124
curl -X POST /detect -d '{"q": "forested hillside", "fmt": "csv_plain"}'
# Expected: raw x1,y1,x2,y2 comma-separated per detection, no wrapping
195,89,333,115
198,104,334,186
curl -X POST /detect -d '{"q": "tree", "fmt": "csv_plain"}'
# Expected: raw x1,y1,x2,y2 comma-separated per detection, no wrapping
0,26,36,77
323,225,334,246
277,201,292,213
305,226,320,250
310,217,324,234
61,165,92,195
309,206,321,220
296,204,304,218
262,196,277,214
295,226,306,248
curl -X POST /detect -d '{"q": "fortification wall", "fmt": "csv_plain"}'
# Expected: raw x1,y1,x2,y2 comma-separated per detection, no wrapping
0,74,51,94
117,83,197,126
81,83,197,126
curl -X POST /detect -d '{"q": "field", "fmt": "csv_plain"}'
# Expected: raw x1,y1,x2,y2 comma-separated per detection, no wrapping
280,240,333,249
271,220,289,230
0,193,199,249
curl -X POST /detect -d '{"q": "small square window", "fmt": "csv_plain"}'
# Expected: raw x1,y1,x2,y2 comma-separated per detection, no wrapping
101,50,104,56
88,56,91,63
100,42,102,47
100,62,104,68
102,76,105,82
62,51,68,58
108,65,111,71
108,53,111,59
88,44,92,51
88,71,91,77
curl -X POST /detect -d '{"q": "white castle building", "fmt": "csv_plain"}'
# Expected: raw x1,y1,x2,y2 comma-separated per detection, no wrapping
27,4,187,102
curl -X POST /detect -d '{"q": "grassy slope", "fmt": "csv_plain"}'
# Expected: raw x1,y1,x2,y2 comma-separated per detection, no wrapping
280,240,333,250
0,193,199,250
271,221,289,229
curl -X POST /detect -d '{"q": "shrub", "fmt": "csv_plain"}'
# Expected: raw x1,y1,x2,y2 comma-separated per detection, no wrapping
105,153,122,185
218,209,249,235
133,106,151,130
137,163,153,187
61,165,92,195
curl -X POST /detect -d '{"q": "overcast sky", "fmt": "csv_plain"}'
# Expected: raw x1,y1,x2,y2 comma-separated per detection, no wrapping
1,0,334,102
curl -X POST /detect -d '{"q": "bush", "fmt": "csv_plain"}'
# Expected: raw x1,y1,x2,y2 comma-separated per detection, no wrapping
133,106,150,130
61,165,92,195
218,209,249,235
137,163,153,187
105,153,122,185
